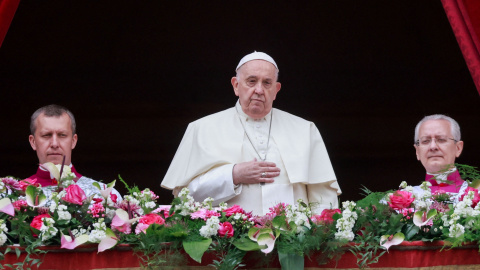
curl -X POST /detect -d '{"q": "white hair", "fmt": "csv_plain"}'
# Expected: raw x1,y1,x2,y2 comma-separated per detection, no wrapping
414,114,461,143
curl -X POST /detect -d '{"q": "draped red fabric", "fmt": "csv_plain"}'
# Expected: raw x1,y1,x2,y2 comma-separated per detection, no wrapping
442,0,480,95
0,0,20,48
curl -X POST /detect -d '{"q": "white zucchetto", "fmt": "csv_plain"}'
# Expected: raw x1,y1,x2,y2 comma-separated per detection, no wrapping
235,51,278,71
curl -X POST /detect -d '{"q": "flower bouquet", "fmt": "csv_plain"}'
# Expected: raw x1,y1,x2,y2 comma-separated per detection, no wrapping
1,163,480,270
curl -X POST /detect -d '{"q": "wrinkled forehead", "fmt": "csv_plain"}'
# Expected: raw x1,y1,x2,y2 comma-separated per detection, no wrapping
35,113,72,132
418,119,452,137
237,60,278,78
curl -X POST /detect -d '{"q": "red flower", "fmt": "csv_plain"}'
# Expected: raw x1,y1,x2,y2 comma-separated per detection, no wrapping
460,187,480,208
30,213,51,237
110,193,118,203
19,178,39,192
218,222,234,238
139,213,165,226
223,205,245,217
313,208,341,224
388,190,414,210
62,184,87,205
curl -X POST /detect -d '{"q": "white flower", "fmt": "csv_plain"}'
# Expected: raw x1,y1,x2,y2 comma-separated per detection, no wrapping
0,220,7,233
199,216,220,238
58,210,72,221
449,223,465,238
145,201,156,209
0,232,7,246
88,229,107,243
39,218,58,241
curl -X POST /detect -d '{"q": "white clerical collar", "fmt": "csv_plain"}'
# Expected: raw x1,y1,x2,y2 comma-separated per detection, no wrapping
427,167,457,182
235,100,272,122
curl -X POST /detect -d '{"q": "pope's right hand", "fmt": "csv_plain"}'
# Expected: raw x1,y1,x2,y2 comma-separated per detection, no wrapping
232,158,280,185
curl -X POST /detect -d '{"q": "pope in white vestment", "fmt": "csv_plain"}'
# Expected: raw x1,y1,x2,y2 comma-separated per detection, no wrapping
161,52,341,215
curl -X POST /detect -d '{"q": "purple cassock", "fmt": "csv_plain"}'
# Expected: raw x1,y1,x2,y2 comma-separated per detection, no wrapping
24,166,82,186
426,170,464,193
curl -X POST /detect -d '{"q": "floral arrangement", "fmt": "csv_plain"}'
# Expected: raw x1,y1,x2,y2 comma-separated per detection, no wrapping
0,164,480,269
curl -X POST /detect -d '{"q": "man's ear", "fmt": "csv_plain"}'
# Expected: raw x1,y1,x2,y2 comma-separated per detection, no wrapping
455,140,464,158
29,135,37,151
72,134,78,150
414,144,420,160
231,77,239,96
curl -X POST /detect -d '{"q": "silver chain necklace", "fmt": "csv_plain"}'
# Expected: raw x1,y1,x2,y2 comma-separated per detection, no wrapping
235,106,273,162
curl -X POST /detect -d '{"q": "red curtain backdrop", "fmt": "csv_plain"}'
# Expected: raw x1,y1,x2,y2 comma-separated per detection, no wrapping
0,0,20,47
442,0,480,95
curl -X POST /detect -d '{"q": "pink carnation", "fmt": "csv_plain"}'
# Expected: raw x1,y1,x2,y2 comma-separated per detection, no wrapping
135,213,165,234
1,177,22,191
460,187,480,208
13,200,28,212
223,205,245,217
190,209,220,221
388,190,414,210
218,222,234,238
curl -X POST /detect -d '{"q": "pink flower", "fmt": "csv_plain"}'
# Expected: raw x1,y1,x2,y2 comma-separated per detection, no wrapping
88,203,105,218
19,178,39,192
13,200,28,212
388,190,414,210
190,209,220,220
1,177,21,191
460,187,480,208
312,208,341,224
62,184,87,205
399,208,415,218
111,221,132,234
430,202,450,213
153,205,172,218
267,203,287,217
135,213,165,234
223,205,245,217
218,222,234,238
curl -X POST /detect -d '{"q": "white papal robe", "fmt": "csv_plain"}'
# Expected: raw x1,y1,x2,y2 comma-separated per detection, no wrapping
161,101,341,215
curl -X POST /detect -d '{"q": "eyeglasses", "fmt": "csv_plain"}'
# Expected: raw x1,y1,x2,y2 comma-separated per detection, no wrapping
415,136,457,147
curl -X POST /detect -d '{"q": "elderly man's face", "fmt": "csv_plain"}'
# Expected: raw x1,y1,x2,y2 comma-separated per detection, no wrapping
414,119,463,174
231,60,281,119
29,113,77,165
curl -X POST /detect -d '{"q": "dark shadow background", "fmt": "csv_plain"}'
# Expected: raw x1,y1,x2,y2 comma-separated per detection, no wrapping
0,1,479,204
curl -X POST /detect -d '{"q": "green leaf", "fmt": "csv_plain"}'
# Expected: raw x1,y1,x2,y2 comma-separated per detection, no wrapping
182,238,212,263
233,237,263,251
278,252,304,270
92,182,102,190
404,224,420,240
272,215,288,230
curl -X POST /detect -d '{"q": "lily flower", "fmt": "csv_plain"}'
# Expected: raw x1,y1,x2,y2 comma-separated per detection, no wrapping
0,198,15,216
98,228,118,252
93,180,117,199
111,209,139,233
61,232,89,250
40,162,61,181
248,227,279,254
413,209,437,227
380,232,405,251
25,185,47,208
